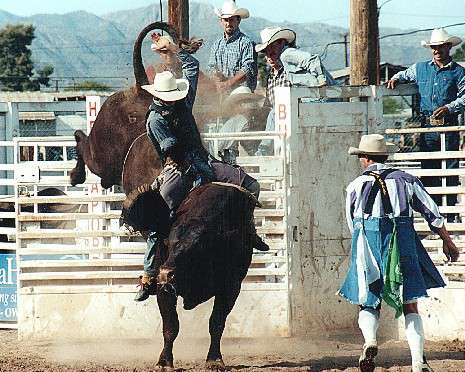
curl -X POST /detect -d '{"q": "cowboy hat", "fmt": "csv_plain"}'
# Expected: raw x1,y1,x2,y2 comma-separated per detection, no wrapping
142,71,189,101
222,86,265,108
151,34,175,52
255,27,296,53
214,0,249,19
348,134,399,156
421,28,462,48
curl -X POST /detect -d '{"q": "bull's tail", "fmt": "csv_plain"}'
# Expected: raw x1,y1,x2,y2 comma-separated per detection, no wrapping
69,130,88,186
133,22,179,88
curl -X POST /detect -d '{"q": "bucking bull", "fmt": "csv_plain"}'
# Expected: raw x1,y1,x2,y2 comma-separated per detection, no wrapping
69,22,258,370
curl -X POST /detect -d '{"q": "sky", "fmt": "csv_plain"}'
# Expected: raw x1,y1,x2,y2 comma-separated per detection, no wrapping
0,0,464,33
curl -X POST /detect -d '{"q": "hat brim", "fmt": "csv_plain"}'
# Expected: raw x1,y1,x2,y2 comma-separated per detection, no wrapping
142,79,189,101
222,92,265,107
214,8,249,19
421,36,462,48
348,142,399,156
255,29,296,53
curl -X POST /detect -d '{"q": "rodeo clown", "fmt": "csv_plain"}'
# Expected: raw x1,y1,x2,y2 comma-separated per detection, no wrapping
337,134,460,372
132,34,269,302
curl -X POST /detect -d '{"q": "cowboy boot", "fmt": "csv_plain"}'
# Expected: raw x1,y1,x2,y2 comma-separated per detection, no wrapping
134,273,157,302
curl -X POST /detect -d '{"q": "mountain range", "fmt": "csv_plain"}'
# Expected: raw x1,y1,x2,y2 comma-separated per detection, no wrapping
0,1,463,90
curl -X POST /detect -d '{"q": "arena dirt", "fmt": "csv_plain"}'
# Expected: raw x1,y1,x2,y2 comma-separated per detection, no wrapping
0,329,464,371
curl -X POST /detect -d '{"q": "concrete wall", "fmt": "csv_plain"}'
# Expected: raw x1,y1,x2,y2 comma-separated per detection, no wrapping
18,289,289,340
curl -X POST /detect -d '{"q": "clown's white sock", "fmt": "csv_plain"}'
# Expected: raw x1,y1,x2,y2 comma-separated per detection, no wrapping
405,313,425,367
358,308,379,345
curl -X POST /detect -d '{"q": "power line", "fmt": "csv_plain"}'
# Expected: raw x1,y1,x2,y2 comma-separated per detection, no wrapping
382,12,465,19
380,22,465,40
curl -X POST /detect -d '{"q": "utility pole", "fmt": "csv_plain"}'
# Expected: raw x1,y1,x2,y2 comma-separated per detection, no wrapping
168,0,189,40
349,0,379,85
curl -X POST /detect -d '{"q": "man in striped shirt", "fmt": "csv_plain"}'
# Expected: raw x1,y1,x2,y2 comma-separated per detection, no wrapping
207,0,257,93
338,134,459,372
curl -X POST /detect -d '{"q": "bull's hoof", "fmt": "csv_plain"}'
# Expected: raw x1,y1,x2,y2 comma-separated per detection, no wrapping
154,366,174,372
155,360,174,372
205,358,226,371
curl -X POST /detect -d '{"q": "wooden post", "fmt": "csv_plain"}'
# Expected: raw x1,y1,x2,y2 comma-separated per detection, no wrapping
168,0,189,40
349,0,379,85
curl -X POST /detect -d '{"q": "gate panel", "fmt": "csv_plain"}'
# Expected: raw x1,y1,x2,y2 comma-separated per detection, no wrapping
16,132,291,339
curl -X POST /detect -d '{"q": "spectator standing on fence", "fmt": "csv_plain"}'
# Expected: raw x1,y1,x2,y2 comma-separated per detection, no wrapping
338,134,459,372
207,0,257,94
254,27,336,156
387,28,465,220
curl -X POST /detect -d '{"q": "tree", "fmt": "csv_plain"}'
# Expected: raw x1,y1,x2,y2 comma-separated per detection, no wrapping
452,42,465,61
0,24,54,91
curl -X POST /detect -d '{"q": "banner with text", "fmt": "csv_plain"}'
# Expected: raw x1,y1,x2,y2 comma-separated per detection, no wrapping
0,254,17,321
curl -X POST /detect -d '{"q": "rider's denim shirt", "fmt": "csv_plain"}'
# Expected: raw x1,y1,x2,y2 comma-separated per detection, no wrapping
145,50,214,181
146,50,201,154
392,60,465,115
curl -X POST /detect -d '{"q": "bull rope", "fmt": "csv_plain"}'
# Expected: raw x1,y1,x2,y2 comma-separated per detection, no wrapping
121,132,147,188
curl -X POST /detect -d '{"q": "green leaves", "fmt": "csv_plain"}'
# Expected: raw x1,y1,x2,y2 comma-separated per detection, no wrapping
0,24,54,91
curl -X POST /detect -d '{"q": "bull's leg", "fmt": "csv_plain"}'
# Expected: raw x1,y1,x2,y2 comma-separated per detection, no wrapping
205,282,241,370
156,290,179,370
70,130,88,186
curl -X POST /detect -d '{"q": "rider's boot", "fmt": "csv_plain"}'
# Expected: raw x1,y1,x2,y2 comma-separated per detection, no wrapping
134,273,157,302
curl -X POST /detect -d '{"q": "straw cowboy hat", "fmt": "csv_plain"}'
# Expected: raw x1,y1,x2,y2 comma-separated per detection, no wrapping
348,134,399,156
222,86,265,108
214,0,249,19
421,28,462,48
151,34,175,52
255,27,296,53
142,71,189,101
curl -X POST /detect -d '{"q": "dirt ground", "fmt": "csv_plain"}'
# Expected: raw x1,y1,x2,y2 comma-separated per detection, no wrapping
0,329,464,372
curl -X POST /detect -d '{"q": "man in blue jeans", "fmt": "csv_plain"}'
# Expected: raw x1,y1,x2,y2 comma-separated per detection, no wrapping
339,134,459,372
387,28,465,221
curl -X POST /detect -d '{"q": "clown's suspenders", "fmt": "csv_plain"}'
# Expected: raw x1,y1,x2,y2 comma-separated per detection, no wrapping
363,169,397,216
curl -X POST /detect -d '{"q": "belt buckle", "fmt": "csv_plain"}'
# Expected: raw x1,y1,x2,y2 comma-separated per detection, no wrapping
429,115,444,126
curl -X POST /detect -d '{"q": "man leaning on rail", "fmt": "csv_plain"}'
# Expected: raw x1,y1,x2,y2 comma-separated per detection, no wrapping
386,28,465,221
254,26,336,156
337,134,460,372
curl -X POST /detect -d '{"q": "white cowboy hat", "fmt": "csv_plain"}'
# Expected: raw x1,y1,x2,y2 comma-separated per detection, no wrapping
421,28,462,48
255,27,296,53
142,71,189,101
214,0,249,19
222,86,264,106
151,34,175,52
348,134,399,156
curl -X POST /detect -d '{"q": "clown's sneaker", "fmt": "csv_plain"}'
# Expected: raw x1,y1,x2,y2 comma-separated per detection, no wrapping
359,342,378,372
412,358,434,372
